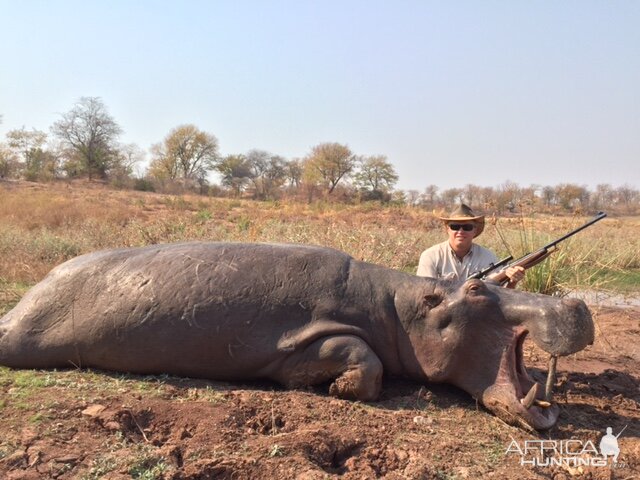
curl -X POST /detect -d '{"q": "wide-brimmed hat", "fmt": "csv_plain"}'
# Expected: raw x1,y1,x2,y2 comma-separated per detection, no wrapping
438,203,485,237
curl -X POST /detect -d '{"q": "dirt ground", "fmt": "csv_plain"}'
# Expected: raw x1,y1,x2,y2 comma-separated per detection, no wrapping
0,305,638,480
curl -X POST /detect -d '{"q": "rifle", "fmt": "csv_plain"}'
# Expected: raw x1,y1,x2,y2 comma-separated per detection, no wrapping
468,255,513,280
615,425,628,439
473,212,607,283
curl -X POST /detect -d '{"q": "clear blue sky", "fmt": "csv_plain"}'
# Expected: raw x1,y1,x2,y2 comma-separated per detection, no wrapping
1,0,638,191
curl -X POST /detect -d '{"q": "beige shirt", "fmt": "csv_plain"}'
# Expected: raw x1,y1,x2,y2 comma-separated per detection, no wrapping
417,241,498,280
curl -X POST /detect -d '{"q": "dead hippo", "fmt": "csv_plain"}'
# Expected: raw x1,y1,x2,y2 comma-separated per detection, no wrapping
0,242,594,430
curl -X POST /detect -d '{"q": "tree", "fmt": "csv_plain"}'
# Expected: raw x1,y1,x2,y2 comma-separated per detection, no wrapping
51,97,122,180
353,155,398,198
6,127,47,165
5,127,52,180
148,125,218,185
496,180,521,212
592,184,614,210
284,158,303,189
614,184,639,211
0,143,17,179
478,186,495,208
440,188,462,208
214,154,252,197
421,185,440,208
405,190,421,206
555,183,590,211
305,142,356,194
260,155,287,199
110,143,145,186
461,184,484,207
147,143,179,181
244,149,287,199
541,186,556,207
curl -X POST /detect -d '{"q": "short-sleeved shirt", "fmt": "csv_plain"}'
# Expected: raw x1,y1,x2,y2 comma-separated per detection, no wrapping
416,241,498,280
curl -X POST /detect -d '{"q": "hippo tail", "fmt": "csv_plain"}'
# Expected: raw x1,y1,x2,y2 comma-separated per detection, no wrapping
0,314,11,366
0,306,35,368
0,308,16,365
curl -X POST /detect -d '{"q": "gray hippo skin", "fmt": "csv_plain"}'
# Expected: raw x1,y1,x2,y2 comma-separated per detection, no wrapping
0,242,594,430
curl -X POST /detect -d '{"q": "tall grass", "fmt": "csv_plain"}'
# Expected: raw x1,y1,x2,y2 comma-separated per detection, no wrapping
481,212,639,295
0,181,637,296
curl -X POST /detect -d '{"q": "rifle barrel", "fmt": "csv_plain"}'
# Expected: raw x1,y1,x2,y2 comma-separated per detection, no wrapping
615,424,628,438
544,212,607,249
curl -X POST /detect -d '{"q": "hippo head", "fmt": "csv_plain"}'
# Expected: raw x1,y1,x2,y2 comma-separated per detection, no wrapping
399,278,594,430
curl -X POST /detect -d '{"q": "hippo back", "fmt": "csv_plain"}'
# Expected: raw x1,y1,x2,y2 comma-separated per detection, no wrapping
0,242,357,376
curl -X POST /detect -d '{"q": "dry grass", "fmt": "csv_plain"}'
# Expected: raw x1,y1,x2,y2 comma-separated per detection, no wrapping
0,180,637,296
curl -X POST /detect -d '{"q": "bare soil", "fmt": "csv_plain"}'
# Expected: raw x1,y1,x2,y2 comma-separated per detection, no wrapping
0,305,638,479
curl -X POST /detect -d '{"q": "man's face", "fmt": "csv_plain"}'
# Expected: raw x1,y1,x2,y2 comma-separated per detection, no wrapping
446,222,476,251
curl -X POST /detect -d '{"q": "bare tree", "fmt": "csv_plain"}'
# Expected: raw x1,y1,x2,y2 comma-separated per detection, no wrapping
405,190,421,206
109,143,145,185
541,185,556,207
461,184,483,206
51,97,122,180
440,188,462,208
592,184,614,210
421,184,439,208
614,184,639,212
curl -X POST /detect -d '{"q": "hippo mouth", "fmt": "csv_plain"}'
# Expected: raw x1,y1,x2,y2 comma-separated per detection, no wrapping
482,329,559,430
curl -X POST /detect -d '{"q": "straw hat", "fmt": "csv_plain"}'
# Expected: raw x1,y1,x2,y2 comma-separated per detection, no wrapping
438,204,485,237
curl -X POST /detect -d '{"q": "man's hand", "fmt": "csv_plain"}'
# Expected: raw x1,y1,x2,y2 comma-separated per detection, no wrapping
504,266,526,288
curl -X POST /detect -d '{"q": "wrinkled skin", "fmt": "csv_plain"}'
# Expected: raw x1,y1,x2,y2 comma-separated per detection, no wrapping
0,242,594,430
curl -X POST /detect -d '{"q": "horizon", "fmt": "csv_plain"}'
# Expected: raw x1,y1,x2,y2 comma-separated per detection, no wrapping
1,1,638,192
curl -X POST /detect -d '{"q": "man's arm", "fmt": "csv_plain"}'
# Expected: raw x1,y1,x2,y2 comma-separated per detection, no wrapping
417,249,439,278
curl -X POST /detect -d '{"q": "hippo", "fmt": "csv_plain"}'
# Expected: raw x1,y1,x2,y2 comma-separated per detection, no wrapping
0,242,594,430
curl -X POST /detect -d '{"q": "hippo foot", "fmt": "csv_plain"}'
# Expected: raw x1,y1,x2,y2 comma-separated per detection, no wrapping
328,366,382,401
276,335,383,402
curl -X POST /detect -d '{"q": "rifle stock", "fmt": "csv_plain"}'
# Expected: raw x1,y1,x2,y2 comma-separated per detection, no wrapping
480,212,607,285
486,250,553,284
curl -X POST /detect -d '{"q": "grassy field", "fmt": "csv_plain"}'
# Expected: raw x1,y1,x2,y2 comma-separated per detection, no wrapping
1,180,639,479
0,180,638,313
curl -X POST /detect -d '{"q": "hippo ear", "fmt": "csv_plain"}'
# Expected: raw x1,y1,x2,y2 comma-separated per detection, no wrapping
422,293,442,310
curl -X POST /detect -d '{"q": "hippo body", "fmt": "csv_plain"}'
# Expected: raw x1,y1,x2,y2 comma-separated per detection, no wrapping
0,242,594,430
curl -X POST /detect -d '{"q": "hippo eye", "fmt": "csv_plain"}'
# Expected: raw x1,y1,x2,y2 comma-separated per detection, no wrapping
467,283,483,294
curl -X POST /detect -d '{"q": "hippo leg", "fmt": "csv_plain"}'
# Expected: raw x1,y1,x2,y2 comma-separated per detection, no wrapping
273,335,383,401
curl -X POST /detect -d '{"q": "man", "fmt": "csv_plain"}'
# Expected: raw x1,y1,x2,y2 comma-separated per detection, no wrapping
417,204,524,287
599,427,621,463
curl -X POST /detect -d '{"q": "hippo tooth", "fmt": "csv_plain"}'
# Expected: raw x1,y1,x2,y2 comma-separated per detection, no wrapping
544,355,557,402
533,399,552,408
520,382,539,409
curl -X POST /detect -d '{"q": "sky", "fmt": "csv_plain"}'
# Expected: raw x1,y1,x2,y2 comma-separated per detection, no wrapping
1,0,639,192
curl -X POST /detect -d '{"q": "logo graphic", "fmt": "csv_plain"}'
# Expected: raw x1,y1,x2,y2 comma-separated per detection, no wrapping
599,426,626,463
506,426,628,468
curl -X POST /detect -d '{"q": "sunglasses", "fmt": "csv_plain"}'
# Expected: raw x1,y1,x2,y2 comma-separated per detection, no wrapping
448,223,475,232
